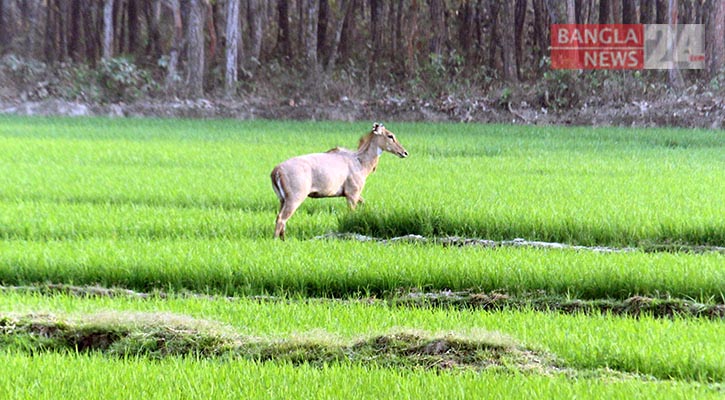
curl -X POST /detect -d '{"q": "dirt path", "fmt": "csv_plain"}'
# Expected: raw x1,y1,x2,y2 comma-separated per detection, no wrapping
1,94,723,129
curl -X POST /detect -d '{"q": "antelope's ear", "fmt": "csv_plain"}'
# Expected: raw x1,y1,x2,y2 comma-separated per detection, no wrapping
372,122,384,134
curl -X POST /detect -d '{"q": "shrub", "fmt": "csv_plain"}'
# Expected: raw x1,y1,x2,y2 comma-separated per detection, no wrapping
97,57,157,102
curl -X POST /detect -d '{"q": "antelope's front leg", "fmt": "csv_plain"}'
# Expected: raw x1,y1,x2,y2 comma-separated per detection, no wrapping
346,193,361,210
343,179,365,210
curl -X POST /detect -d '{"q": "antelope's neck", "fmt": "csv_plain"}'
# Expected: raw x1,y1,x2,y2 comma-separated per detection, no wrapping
356,140,381,175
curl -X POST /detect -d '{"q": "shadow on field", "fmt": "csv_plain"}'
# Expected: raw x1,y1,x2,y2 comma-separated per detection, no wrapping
0,192,278,213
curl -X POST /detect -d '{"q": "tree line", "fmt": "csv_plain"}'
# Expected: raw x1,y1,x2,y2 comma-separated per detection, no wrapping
0,0,723,99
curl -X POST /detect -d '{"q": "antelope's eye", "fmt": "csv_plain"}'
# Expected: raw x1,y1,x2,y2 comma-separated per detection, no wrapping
387,134,394,139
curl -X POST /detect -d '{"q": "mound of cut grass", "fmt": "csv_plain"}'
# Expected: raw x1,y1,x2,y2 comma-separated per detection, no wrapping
0,312,561,374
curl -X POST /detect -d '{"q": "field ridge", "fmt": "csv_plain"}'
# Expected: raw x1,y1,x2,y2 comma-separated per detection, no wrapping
3,285,723,319
317,233,725,254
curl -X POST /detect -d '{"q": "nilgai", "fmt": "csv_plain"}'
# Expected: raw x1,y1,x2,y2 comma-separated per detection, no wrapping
271,123,408,239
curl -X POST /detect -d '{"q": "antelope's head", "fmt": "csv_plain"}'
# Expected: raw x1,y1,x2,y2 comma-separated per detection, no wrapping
372,123,409,158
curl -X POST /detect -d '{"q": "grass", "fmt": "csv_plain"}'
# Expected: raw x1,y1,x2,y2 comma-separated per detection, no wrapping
0,115,723,300
1,293,724,383
1,116,723,246
0,116,723,398
0,238,723,300
3,352,722,399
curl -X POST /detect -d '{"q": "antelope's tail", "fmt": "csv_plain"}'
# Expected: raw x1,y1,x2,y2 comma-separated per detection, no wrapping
271,167,286,201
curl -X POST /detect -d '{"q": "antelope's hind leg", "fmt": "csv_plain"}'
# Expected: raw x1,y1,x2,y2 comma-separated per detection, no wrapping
274,199,286,239
274,197,305,240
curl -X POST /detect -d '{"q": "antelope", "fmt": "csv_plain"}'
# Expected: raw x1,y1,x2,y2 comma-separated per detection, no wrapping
271,123,409,240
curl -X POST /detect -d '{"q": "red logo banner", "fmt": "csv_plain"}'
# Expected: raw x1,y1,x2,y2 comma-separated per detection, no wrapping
551,24,644,69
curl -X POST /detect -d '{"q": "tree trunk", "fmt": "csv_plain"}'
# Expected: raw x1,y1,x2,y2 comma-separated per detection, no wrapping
369,0,383,81
297,0,304,61
102,0,114,59
205,1,217,60
612,0,622,23
622,0,637,24
338,0,352,64
0,0,7,54
458,0,474,59
370,0,382,59
45,0,61,62
487,0,500,70
44,0,52,61
165,0,183,95
69,0,83,61
317,0,329,63
247,0,263,69
574,0,590,24
303,0,319,69
500,0,517,81
53,0,68,62
532,0,550,67
117,0,126,54
599,0,611,24
706,0,725,76
225,0,240,97
276,0,292,59
668,0,684,89
394,0,404,66
325,0,351,71
641,0,656,23
566,0,576,24
18,0,42,58
387,0,396,62
82,0,99,64
144,0,162,60
406,0,419,76
428,0,446,57
514,0,527,80
127,0,139,55
544,0,559,23
656,0,667,23
185,0,206,98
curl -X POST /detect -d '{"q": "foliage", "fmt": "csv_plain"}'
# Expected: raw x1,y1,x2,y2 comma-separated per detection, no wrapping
1,0,723,103
0,55,48,85
537,70,581,110
97,58,158,102
53,63,103,102
0,56,158,102
708,67,725,93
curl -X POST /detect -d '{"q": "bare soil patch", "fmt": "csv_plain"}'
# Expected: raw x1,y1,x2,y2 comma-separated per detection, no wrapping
1,91,722,129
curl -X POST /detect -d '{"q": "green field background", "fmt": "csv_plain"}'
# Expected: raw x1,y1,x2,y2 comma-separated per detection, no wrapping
0,116,723,398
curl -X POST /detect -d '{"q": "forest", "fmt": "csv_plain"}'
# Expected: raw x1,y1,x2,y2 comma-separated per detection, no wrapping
0,0,724,105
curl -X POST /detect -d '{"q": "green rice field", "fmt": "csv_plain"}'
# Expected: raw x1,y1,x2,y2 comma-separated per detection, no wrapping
0,116,723,398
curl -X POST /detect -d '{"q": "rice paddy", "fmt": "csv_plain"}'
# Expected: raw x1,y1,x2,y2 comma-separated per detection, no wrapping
0,116,723,398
